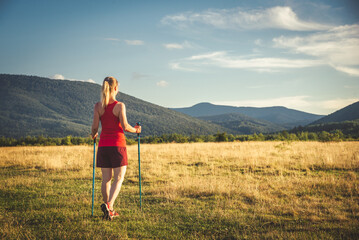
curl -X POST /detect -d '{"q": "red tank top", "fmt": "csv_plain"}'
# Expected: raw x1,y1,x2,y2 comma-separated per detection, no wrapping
98,101,126,147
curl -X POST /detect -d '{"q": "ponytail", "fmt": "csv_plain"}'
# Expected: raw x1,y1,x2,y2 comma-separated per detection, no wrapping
101,76,118,108
101,81,110,108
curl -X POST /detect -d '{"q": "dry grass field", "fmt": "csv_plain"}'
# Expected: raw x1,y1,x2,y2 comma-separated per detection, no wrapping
0,141,358,239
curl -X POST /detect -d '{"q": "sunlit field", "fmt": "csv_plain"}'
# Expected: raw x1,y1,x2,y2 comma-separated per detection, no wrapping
1,141,358,239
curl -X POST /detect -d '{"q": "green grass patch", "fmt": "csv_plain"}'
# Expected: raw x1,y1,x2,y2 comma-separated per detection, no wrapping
1,165,358,239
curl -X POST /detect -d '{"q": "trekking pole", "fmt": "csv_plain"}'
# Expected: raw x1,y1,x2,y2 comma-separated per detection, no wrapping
136,122,142,210
91,137,96,216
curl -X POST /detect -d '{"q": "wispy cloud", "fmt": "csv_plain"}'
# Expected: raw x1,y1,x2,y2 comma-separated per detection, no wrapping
170,24,359,75
273,24,359,76
104,38,145,46
318,98,359,111
162,6,332,31
125,40,144,45
169,62,197,72
164,43,184,49
332,66,359,77
104,38,121,41
156,80,169,87
131,72,149,81
51,74,95,83
163,41,193,50
171,51,323,72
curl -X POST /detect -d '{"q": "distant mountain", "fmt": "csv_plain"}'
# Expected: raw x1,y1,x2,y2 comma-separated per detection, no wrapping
172,102,324,129
288,101,359,138
0,74,230,138
310,101,359,125
198,113,286,134
291,120,359,138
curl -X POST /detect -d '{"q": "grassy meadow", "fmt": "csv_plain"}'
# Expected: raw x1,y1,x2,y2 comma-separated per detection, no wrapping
0,141,358,239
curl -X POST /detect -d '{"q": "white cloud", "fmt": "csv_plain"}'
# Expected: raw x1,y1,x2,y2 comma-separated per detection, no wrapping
332,66,359,77
104,38,145,46
125,40,144,45
169,62,197,72
318,98,359,110
164,43,184,49
171,51,323,72
104,38,121,41
51,74,95,83
273,24,359,76
172,24,359,75
131,72,149,80
156,80,169,87
162,7,359,77
52,74,65,80
163,41,193,50
162,6,332,31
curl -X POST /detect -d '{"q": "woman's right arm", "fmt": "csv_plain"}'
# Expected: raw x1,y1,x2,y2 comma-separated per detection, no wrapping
91,103,100,139
119,102,141,134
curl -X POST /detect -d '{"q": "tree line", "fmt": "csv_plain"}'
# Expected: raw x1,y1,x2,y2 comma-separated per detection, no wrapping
0,130,356,147
138,130,350,143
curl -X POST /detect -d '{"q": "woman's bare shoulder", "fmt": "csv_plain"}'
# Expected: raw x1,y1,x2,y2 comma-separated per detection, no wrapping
94,102,106,115
115,101,125,108
94,102,102,109
112,101,125,117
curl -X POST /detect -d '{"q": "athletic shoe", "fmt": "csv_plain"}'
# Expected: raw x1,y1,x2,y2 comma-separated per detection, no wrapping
101,202,112,221
110,210,120,218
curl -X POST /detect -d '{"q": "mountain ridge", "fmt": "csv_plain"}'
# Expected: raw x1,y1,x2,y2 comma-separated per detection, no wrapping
171,102,324,128
0,74,231,138
310,101,359,125
2,74,356,138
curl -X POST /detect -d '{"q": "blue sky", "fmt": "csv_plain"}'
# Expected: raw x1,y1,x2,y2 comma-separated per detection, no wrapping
1,0,358,115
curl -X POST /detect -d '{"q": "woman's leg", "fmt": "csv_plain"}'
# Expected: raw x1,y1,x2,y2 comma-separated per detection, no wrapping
101,168,113,203
108,166,127,210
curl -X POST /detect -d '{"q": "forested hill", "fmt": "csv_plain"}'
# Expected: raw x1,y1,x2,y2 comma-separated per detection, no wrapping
0,74,230,138
310,101,359,125
198,113,286,134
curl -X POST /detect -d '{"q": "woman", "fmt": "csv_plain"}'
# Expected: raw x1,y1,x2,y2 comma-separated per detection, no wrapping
91,76,141,220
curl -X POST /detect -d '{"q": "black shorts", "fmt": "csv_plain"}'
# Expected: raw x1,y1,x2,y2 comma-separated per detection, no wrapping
96,146,128,168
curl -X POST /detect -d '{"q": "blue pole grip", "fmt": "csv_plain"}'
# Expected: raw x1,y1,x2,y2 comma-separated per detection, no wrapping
136,122,141,136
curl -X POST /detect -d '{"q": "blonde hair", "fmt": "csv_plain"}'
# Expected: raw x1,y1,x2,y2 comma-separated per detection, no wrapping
101,76,118,108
